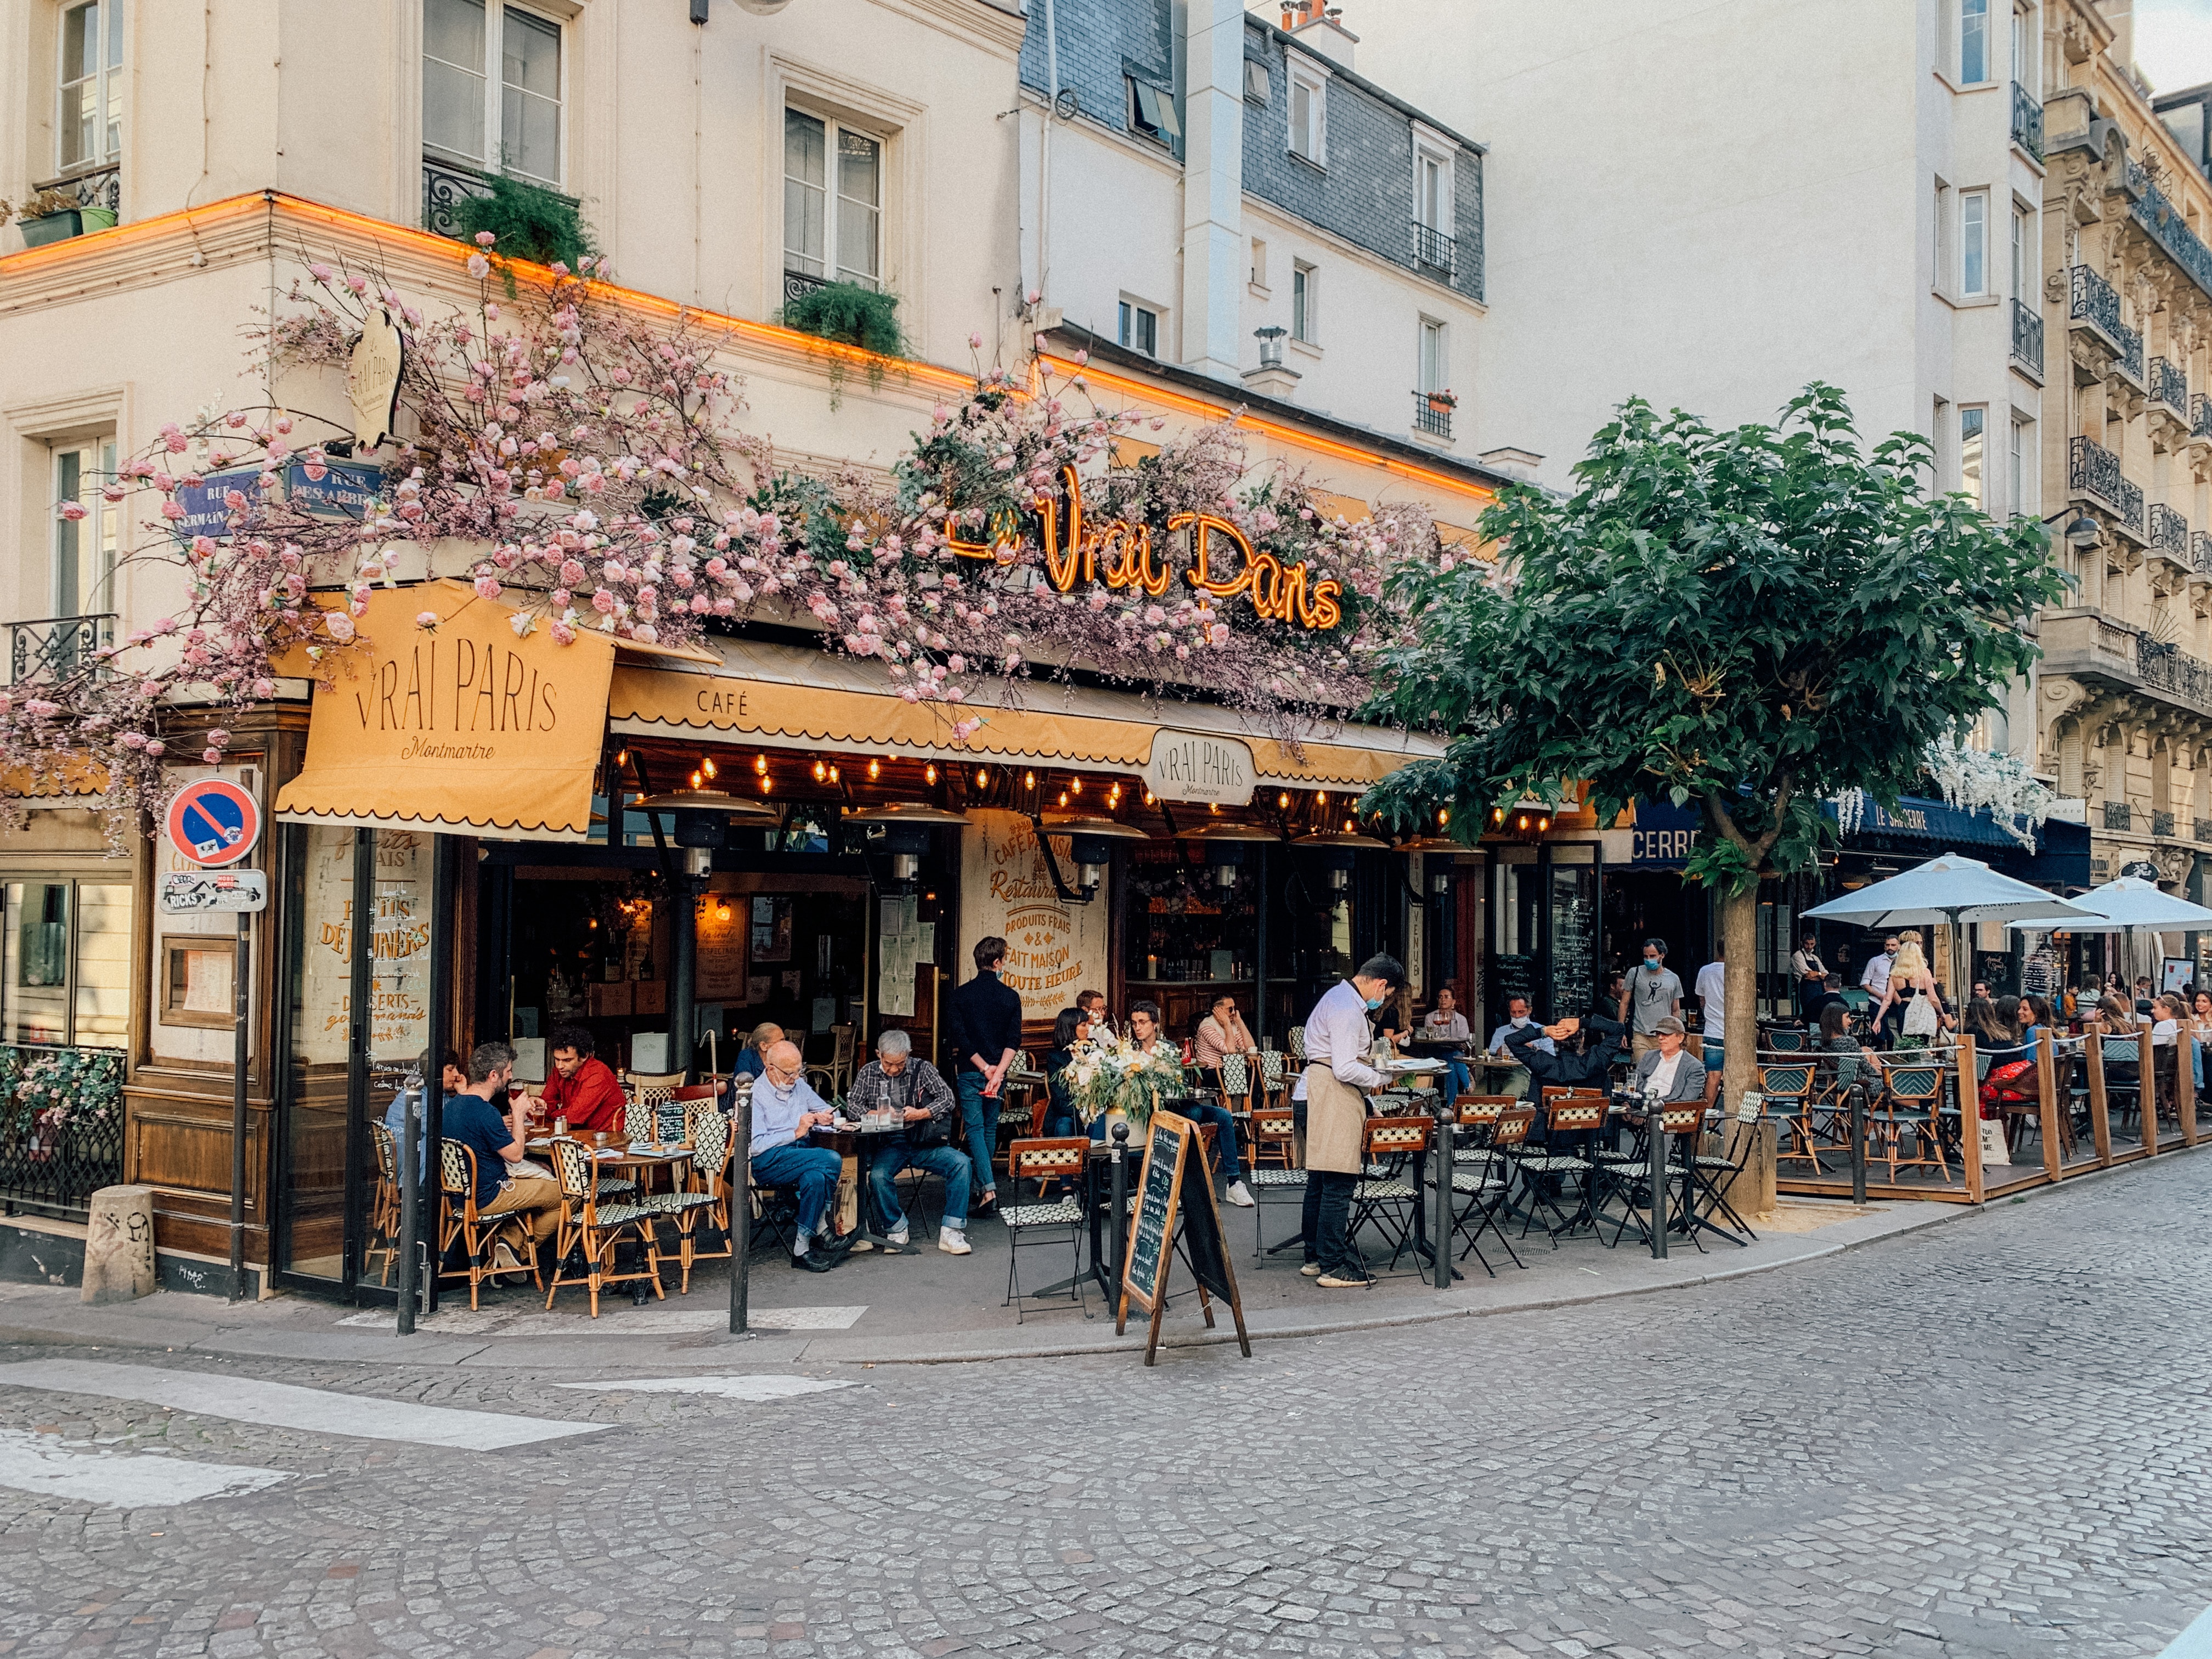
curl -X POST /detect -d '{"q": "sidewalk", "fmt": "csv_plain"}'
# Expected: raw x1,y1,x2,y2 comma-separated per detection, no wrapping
0,1193,1970,1371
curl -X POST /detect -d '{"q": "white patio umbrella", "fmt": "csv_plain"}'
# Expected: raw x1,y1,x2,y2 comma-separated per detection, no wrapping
2010,876,2212,996
1805,852,2096,1014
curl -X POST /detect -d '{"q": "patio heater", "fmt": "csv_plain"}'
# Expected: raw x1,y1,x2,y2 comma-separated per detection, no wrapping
1177,820,1280,891
1295,828,1389,906
1037,812,1149,901
844,801,970,883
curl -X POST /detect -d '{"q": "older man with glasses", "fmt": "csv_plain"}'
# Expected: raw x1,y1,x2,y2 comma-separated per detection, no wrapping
842,1028,973,1255
749,1039,854,1273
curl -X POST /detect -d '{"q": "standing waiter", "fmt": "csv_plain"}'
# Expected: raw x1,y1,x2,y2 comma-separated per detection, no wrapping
1297,953,1406,1290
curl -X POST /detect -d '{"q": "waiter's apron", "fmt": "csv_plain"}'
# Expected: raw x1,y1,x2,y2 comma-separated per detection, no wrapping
1303,1063,1368,1175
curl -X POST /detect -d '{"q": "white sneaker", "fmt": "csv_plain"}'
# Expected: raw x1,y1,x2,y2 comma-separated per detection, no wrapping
885,1228,911,1252
1224,1181,1255,1209
938,1227,973,1256
489,1242,526,1280
1300,1261,1323,1277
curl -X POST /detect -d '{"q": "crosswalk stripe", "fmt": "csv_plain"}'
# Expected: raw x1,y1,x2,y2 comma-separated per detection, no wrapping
552,1375,854,1401
0,1428,287,1509
0,1361,608,1451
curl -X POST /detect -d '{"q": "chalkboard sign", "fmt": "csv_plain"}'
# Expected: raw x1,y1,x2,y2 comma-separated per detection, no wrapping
1117,1110,1251,1365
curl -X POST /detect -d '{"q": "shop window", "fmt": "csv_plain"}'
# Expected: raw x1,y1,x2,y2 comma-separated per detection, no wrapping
2,878,132,1047
423,0,565,186
784,108,883,288
56,0,123,174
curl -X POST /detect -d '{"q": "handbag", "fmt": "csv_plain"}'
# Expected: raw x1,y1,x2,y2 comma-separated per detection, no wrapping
1904,992,1939,1039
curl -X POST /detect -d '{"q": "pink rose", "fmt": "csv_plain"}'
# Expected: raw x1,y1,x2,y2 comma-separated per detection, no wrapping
324,614,356,642
415,611,441,629
591,588,616,614
473,575,502,599
145,741,166,758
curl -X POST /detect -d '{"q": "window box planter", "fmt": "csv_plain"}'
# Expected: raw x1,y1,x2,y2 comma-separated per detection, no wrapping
1424,392,1459,413
18,206,116,247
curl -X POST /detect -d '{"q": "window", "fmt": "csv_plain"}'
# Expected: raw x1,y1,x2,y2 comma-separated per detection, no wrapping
1961,405,1987,506
1289,64,1325,163
2010,414,2034,516
2011,202,2030,297
422,0,563,185
783,109,883,288
160,934,236,1030
1244,58,1270,103
2,879,132,1047
1961,190,1988,295
1933,177,1952,293
1292,262,1316,342
1417,150,1451,232
1119,300,1159,357
1250,238,1267,289
1129,78,1180,145
1418,317,1448,396
2012,3,2030,91
57,0,123,174
1960,0,1989,83
52,439,117,618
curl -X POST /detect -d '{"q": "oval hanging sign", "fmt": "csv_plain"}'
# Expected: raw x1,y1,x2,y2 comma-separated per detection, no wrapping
165,778,262,868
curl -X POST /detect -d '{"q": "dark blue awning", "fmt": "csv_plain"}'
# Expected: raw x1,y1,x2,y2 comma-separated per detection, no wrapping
1827,794,2024,850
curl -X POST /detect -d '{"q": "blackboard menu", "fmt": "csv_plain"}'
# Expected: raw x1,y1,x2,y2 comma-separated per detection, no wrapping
1122,1119,1182,1314
1493,954,1536,1019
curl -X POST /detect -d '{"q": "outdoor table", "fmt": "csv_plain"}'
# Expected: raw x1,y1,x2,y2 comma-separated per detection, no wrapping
809,1119,914,1242
527,1138,695,1304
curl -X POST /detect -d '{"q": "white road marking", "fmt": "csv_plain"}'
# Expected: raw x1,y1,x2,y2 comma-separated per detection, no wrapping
0,1361,607,1451
0,1429,287,1509
554,1375,855,1402
334,1304,867,1334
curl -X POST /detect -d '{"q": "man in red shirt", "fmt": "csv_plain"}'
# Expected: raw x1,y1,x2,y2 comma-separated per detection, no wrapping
527,1025,626,1135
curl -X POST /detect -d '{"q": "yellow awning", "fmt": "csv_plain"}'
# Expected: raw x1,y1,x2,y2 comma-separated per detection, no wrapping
274,583,643,841
0,752,111,803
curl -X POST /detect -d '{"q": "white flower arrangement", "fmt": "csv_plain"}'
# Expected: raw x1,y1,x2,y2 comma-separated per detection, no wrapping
1833,737,2053,851
1061,1030,1187,1131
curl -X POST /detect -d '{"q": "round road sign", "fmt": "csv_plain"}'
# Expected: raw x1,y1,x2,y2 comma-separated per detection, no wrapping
165,778,261,868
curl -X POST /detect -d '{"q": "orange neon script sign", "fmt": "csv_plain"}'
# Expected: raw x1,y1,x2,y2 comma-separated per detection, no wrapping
947,466,1344,629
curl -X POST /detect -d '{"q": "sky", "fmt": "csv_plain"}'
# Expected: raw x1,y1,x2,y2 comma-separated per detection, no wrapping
2135,0,2212,94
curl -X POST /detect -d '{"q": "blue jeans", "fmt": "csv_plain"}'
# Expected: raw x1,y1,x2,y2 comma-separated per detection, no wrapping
750,1143,843,1246
867,1141,971,1236
1443,1060,1472,1102
1183,1099,1244,1181
955,1070,1001,1197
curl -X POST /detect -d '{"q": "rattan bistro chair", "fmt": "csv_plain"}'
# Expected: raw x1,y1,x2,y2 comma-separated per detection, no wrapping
436,1141,542,1311
1002,1138,1091,1324
622,1071,686,1143
544,1135,665,1317
366,1120,403,1286
641,1107,731,1294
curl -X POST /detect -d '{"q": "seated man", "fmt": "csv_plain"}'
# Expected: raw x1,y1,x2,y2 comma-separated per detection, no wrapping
1193,994,1260,1107
1486,994,1552,1101
1131,1000,1252,1208
445,1040,563,1276
749,1040,854,1273
1421,988,1474,1103
525,1024,626,1137
842,1028,973,1255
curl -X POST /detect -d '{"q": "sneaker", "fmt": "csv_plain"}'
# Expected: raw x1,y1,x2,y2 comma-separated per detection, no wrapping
1317,1267,1375,1289
938,1227,973,1256
791,1248,839,1273
882,1228,910,1255
1224,1180,1255,1209
489,1242,526,1283
1300,1261,1322,1277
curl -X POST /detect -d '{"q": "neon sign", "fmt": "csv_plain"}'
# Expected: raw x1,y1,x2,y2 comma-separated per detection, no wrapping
947,466,1343,630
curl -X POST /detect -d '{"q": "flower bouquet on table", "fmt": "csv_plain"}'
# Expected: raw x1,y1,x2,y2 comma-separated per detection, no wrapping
1062,1031,1187,1133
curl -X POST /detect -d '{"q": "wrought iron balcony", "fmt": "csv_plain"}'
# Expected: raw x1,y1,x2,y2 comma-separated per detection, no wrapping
2115,318,2145,385
2011,298,2044,374
2137,633,2212,713
2131,179,2212,304
782,268,830,308
2196,531,2212,574
2193,393,2212,441
421,155,579,243
2151,503,2191,560
2070,264,2123,340
30,164,119,213
1412,221,1457,277
2154,809,2177,838
2103,799,2134,832
1413,392,1453,438
2069,435,2143,533
2151,356,2188,413
7,615,114,685
2011,82,2045,160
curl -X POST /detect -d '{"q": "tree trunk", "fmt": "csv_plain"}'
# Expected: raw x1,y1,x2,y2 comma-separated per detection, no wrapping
1721,881,1759,1112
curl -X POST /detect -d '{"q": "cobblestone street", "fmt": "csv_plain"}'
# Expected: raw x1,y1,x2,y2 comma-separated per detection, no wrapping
1,1158,2208,1658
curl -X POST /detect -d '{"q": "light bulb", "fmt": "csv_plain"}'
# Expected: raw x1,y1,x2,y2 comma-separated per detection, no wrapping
701,757,717,779
868,758,881,780
975,768,988,788
1071,778,1082,794
1025,771,1036,789
812,759,826,782
1278,792,1291,810
828,765,839,783
1058,791,1069,807
690,770,702,788
926,763,938,785
753,753,768,774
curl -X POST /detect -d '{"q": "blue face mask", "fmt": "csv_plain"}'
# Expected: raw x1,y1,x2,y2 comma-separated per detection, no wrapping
1364,996,1385,1010
1644,955,1660,969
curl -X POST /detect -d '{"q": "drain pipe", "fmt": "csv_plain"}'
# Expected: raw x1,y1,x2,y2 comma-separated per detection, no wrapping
1039,0,1059,314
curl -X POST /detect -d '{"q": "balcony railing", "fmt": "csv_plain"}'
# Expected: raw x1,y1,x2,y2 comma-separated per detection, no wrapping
2070,435,2145,533
2011,82,2045,160
30,164,119,214
2151,503,2191,561
2115,318,2145,385
2011,298,2044,374
2103,800,2134,832
2193,394,2212,441
1413,392,1453,438
421,155,580,243
7,615,114,685
2137,634,2212,712
2196,817,2212,845
2132,179,2212,304
2071,264,2123,340
2154,809,2177,838
782,268,830,309
2151,356,2189,413
1412,221,1457,277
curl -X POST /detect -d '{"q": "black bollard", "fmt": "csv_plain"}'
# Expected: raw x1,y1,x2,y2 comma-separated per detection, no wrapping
1109,1120,1131,1300
1848,1083,1867,1208
729,1091,754,1337
1647,1094,1669,1261
1432,1096,1454,1289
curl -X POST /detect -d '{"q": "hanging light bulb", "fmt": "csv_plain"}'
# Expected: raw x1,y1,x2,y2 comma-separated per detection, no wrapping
974,768,988,788
715,899,732,922
1492,807,1506,825
1537,814,1550,832
1344,816,1355,833
689,770,703,789
701,757,718,780
868,758,882,781
1057,791,1069,807
1024,770,1036,789
828,764,839,783
1278,792,1291,810
1071,778,1082,794
812,758,827,782
1316,790,1328,807
1143,790,1155,806
1515,813,1530,832
1438,808,1450,827
753,753,768,775
925,763,938,785
760,775,774,794
616,747,629,769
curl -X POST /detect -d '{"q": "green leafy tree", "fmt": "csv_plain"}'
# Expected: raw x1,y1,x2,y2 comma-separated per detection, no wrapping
1362,386,2069,1109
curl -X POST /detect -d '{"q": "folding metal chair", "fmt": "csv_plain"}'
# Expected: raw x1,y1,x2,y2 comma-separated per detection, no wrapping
1453,1103,1532,1274
1603,1100,1709,1251
1351,1115,1432,1269
1002,1138,1091,1323
1515,1093,1606,1239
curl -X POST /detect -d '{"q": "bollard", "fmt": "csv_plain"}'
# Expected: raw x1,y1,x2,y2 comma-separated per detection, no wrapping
729,1091,754,1337
82,1184,157,1305
1848,1083,1867,1207
1431,1096,1454,1290
1109,1120,1131,1301
1646,1097,1669,1261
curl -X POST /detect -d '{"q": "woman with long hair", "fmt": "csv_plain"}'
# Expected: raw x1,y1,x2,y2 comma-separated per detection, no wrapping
1964,995,2014,1049
1870,930,1947,1049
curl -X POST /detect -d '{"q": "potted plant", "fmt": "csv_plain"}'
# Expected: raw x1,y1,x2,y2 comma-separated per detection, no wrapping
3,188,118,248
1424,389,1459,414
778,279,909,405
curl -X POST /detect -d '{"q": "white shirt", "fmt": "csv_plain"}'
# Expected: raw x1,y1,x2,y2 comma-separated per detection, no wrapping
1790,947,1825,980
1423,1009,1471,1042
1646,1049,1685,1098
1488,1015,1553,1056
1695,961,1726,1042
2152,1017,2181,1048
1293,979,1391,1101
1860,952,1894,998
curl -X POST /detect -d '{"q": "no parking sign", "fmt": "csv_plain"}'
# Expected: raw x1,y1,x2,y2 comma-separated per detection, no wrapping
165,778,261,868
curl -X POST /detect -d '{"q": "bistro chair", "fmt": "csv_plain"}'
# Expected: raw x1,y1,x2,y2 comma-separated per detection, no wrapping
1872,1057,1951,1184
1757,1062,1822,1177
642,1108,729,1294
622,1070,686,1143
1453,1096,1514,1176
1351,1115,1432,1269
436,1140,541,1311
1453,1104,1532,1276
2102,1036,2146,1140
1603,1101,1708,1251
544,1135,665,1317
1684,1098,1761,1245
1001,1138,1092,1324
1217,1051,1255,1119
1515,1096,1607,1241
365,1121,402,1286
1766,1029,1808,1053
1242,1107,1306,1268
1286,1025,1307,1064
1248,1104,1299,1171
1257,1048,1290,1111
806,1024,857,1100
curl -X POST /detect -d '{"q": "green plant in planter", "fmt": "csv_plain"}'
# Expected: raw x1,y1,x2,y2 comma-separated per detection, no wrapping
450,173,597,293
778,280,909,406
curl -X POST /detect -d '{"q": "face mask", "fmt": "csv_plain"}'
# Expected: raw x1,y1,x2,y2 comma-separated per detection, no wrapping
1364,996,1384,1011
1644,956,1660,968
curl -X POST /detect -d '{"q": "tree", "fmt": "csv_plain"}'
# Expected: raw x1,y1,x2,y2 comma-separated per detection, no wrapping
1360,385,2069,1111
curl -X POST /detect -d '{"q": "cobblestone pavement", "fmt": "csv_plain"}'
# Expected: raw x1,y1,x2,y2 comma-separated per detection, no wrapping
1,1158,2209,1658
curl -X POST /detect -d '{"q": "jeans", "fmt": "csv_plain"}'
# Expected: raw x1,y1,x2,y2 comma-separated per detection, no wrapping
751,1142,844,1246
955,1070,1001,1196
867,1141,972,1236
1182,1099,1244,1181
1042,1109,1079,1140
1442,1059,1472,1102
1301,1169,1360,1273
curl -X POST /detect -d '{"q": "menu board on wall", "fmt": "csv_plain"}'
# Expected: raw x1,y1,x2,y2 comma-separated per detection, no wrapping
957,809,1110,1024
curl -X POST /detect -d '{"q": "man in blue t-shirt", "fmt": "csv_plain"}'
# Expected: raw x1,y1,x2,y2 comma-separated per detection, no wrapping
447,1041,563,1269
